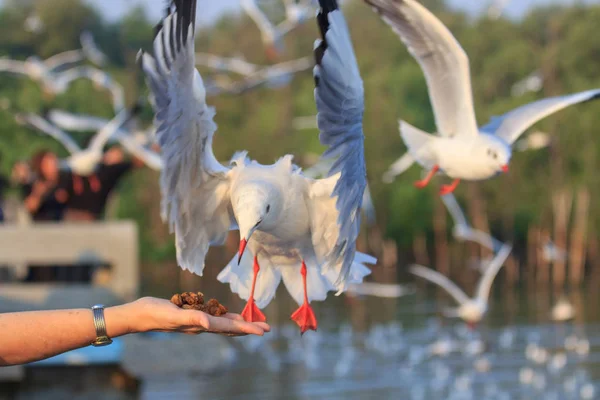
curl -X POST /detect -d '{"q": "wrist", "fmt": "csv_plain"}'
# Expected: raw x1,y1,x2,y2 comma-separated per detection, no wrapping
104,304,139,337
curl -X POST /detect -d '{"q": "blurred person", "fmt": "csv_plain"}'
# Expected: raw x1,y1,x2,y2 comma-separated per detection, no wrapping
63,146,144,222
0,297,270,366
20,150,70,222
0,154,7,223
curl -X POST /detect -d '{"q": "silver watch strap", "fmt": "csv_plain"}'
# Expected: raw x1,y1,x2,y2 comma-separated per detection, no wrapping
91,304,112,346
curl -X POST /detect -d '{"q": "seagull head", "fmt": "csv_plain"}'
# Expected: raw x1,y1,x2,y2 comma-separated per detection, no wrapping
232,181,280,264
478,134,512,175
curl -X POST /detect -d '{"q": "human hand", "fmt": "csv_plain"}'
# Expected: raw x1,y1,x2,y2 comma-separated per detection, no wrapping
112,297,270,337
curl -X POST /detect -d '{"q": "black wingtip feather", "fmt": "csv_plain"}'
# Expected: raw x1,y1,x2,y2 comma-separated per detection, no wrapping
584,90,600,104
315,0,339,67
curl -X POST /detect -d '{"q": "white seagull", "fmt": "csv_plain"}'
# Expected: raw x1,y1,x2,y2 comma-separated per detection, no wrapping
45,109,162,171
240,0,315,59
551,296,575,322
441,193,503,252
0,51,84,96
139,0,375,333
202,57,313,96
365,0,600,195
409,243,512,327
14,107,138,193
80,31,108,67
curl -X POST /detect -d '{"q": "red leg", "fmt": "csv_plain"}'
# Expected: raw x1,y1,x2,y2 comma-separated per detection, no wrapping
439,179,460,195
290,261,318,334
414,165,439,189
240,256,267,323
73,175,84,195
89,174,101,193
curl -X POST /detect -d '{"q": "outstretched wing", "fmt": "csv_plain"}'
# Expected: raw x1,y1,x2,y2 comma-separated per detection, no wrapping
441,193,468,227
16,112,81,154
475,243,512,302
88,105,139,152
47,109,110,132
409,264,470,305
139,0,234,275
312,0,366,290
480,89,600,144
80,31,108,66
365,0,478,138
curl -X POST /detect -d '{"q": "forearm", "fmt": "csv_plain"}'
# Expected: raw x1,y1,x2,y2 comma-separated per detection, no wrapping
0,305,133,366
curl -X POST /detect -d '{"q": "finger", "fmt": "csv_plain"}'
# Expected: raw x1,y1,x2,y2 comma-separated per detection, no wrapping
253,322,271,332
206,315,265,336
223,313,245,321
222,314,271,332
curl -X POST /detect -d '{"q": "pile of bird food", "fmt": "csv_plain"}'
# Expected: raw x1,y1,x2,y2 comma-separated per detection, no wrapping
170,292,228,316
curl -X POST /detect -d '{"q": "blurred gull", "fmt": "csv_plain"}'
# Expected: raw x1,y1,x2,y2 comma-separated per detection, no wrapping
365,0,600,195
542,239,566,263
345,281,415,298
487,0,512,20
551,296,575,322
514,130,551,152
511,69,543,97
139,0,375,333
13,106,138,193
409,244,512,327
241,0,315,58
206,57,313,96
46,109,162,171
441,193,504,253
80,31,108,67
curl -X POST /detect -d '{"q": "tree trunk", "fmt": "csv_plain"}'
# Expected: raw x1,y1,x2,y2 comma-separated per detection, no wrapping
527,225,538,284
552,189,572,288
413,232,430,266
537,228,550,285
569,188,590,285
433,196,449,276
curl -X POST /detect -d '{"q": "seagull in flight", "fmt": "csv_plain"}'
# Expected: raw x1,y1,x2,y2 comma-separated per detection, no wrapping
441,193,503,252
139,0,374,333
241,0,316,59
410,243,512,327
365,0,600,195
13,106,139,193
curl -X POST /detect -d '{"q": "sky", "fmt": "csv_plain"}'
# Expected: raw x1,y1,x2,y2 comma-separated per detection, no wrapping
0,0,598,25
85,0,598,25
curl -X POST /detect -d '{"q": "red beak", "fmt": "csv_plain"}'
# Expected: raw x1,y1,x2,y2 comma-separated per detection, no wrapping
501,165,509,173
238,239,247,265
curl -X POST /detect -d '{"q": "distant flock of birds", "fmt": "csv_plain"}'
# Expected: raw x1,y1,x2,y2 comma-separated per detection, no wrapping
2,0,597,334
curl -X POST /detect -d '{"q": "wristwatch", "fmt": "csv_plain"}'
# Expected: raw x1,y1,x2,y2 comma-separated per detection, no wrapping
91,304,113,347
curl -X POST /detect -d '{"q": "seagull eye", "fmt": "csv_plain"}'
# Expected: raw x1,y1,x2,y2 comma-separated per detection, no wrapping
266,205,271,213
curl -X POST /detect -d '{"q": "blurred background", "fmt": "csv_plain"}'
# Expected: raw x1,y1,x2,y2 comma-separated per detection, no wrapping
0,0,600,399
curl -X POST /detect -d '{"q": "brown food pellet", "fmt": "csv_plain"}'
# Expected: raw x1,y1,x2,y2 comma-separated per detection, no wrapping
170,294,183,307
170,292,227,316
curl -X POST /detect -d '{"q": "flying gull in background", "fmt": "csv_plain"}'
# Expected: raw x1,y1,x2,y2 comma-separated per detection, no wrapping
12,106,139,193
45,109,162,170
139,0,375,333
441,193,504,253
365,0,600,195
240,0,316,59
80,31,108,67
410,243,512,327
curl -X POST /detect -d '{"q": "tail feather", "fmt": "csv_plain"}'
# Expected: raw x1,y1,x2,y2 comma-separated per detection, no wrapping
218,251,375,308
217,252,282,309
399,120,437,169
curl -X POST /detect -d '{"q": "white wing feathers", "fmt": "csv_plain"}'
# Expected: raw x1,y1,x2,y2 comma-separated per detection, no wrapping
311,0,367,290
140,0,234,275
481,89,600,144
365,0,478,138
409,264,470,305
475,243,512,302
